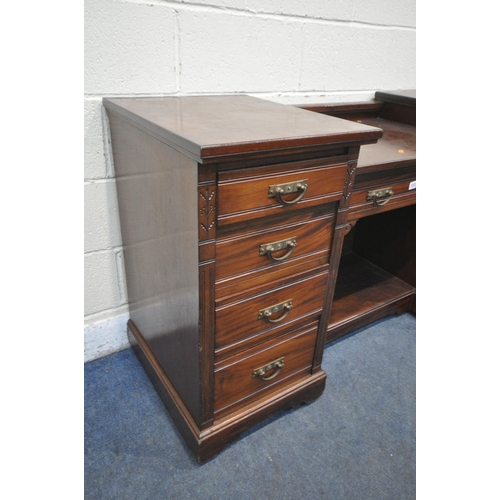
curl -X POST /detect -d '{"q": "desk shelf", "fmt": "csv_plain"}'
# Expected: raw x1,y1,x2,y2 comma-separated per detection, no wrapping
327,253,415,344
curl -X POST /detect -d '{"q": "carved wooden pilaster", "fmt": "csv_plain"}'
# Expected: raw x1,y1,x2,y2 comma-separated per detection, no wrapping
199,261,215,428
342,162,356,207
198,184,216,241
197,179,216,428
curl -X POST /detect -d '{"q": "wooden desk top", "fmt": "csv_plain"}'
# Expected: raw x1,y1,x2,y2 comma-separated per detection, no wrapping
353,117,415,171
103,95,382,162
295,91,416,173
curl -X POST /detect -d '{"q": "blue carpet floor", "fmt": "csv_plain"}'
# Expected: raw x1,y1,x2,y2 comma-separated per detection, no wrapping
85,312,416,500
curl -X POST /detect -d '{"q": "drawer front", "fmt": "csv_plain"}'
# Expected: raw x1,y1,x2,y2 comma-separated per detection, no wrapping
214,324,317,417
348,180,416,220
215,271,328,351
215,213,334,283
217,161,346,226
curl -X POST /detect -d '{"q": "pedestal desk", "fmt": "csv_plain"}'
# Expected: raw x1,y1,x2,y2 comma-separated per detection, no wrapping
103,94,413,462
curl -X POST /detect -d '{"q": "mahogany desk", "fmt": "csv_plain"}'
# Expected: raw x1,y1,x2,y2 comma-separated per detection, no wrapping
298,90,416,344
103,93,415,462
103,95,383,462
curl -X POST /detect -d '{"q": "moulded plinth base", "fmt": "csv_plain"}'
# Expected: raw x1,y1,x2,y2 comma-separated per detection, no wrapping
127,320,327,463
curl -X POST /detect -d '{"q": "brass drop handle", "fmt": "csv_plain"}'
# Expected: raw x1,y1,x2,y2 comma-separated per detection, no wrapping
260,237,297,263
367,188,393,207
258,299,293,324
373,194,392,206
268,179,309,206
253,357,285,381
275,183,308,205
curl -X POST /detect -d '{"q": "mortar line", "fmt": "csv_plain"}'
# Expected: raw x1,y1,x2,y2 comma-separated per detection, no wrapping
84,177,117,184
174,9,181,92
297,23,305,91
84,89,379,99
101,104,115,178
122,0,416,30
84,245,125,257
114,248,128,305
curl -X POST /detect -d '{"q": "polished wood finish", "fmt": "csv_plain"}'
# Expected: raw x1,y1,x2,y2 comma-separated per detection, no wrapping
215,213,335,284
376,90,416,126
215,271,328,353
106,113,202,425
214,323,318,418
104,95,382,462
298,90,416,344
128,319,327,462
103,95,381,162
347,179,416,220
217,158,349,226
354,118,416,170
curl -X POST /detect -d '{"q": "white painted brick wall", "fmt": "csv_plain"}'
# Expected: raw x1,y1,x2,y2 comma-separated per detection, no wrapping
179,10,304,93
85,0,178,95
84,0,416,362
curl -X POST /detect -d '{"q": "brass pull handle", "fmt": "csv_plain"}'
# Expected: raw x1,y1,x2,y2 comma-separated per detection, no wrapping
253,357,285,381
258,299,293,324
268,179,308,206
260,237,297,263
366,188,393,207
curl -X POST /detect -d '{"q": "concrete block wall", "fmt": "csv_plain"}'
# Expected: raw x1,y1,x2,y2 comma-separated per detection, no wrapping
84,0,416,362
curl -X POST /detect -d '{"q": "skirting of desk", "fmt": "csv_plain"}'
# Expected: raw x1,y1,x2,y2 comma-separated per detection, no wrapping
128,319,327,462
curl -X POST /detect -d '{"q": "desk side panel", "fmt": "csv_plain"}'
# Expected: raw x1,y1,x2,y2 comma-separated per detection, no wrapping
106,112,201,424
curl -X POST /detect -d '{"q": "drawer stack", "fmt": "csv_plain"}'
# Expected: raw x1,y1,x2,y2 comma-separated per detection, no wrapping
210,157,349,419
103,94,383,462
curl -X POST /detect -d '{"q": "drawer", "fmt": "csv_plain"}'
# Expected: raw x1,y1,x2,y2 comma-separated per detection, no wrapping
215,213,335,284
217,159,347,226
213,324,317,418
347,180,416,220
215,271,328,353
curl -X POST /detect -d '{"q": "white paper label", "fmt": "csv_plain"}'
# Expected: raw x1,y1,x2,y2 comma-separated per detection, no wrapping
409,180,416,190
